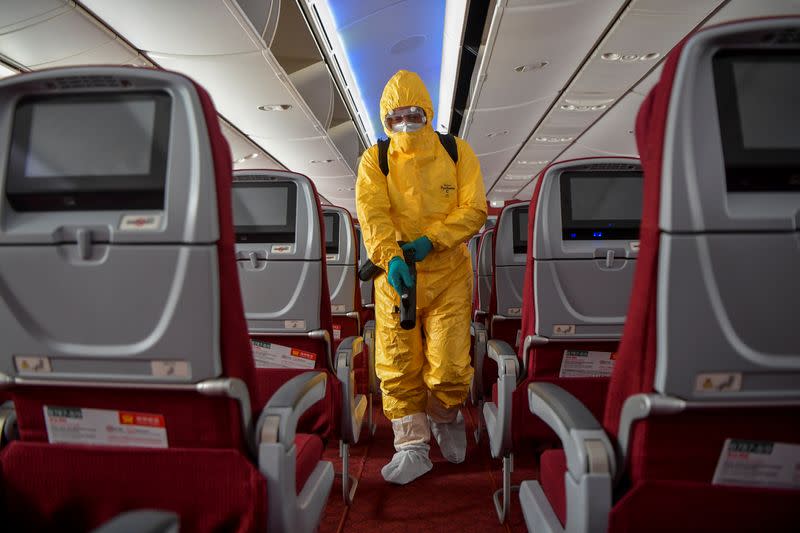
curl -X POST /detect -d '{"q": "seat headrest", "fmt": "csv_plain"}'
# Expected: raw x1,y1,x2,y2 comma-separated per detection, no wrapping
533,158,643,260
231,169,321,261
0,66,219,246
658,17,800,234
322,206,356,266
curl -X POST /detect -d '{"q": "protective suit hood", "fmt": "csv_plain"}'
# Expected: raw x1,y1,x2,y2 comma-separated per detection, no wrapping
380,70,435,138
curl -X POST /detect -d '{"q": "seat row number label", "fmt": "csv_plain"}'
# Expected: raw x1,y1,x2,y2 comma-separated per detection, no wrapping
44,406,168,449
251,340,316,370
559,350,616,378
713,439,800,489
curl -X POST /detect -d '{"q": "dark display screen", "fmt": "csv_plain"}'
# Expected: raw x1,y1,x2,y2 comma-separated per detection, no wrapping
6,92,171,211
511,206,529,254
323,212,339,255
561,172,642,240
232,181,297,243
713,50,800,191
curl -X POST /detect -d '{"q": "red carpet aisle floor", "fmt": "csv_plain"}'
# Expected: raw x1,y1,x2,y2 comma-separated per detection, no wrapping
319,401,539,532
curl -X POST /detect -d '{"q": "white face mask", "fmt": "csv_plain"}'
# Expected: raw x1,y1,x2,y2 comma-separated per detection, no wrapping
391,121,425,133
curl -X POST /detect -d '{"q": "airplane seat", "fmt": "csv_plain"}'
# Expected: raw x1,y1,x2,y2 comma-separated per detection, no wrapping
0,66,333,532
233,170,367,504
475,228,495,324
323,207,369,397
483,158,641,523
468,233,480,295
469,228,495,408
488,202,527,351
521,18,800,532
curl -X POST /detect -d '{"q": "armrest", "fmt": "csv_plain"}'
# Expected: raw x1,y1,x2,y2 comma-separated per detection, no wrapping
527,382,616,478
1,400,17,447
483,340,519,458
362,321,379,395
90,510,179,533
257,371,327,448
336,336,368,444
470,322,488,403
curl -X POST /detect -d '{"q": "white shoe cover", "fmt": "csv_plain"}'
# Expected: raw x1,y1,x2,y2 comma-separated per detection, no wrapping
381,443,433,485
430,411,466,463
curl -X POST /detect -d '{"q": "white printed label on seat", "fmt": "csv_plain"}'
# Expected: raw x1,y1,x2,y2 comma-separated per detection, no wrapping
333,324,342,340
44,406,167,448
712,439,800,489
251,340,316,370
332,304,346,314
558,350,616,378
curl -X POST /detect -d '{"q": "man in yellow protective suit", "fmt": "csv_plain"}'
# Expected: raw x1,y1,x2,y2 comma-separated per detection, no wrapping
356,70,487,484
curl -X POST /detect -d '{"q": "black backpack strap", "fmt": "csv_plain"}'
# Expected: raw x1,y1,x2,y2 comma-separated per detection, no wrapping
377,133,456,176
436,132,459,165
377,138,390,176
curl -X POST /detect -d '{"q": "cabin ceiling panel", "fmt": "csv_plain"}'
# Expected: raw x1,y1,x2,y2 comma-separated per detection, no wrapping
477,145,524,187
464,0,625,128
222,121,283,170
0,7,115,66
706,0,800,25
151,50,320,141
249,135,351,178
33,38,146,68
80,0,264,55
0,0,67,33
573,92,643,156
466,95,551,154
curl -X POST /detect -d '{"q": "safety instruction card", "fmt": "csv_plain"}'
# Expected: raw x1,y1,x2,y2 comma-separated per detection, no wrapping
712,439,800,489
251,340,316,369
559,350,616,378
44,406,168,448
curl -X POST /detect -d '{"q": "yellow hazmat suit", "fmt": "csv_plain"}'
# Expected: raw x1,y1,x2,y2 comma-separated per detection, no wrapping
356,70,487,423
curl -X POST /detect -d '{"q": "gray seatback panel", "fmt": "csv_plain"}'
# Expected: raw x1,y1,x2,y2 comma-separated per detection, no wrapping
233,170,323,333
477,229,495,314
656,19,800,400
324,207,357,313
532,159,641,339
356,226,374,307
0,67,221,383
495,205,527,316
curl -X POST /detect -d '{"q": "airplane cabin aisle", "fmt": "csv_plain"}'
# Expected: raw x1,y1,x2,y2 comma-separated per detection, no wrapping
319,402,537,532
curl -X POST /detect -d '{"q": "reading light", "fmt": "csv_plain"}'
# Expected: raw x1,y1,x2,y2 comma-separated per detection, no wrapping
234,153,259,164
517,159,549,165
560,103,607,112
310,159,335,164
514,61,549,73
601,52,660,62
337,186,355,192
504,175,530,181
486,130,509,138
535,136,573,143
258,104,292,111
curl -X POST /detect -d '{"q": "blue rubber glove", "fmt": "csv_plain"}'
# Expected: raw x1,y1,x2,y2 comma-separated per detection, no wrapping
387,256,414,297
401,236,433,262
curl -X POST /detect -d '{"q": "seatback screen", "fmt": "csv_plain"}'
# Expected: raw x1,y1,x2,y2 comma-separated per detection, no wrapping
561,172,643,240
232,182,297,243
713,50,800,191
324,212,339,255
511,206,529,254
6,92,171,211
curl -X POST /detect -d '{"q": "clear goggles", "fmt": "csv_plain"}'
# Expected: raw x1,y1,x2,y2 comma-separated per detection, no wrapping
384,106,427,131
